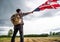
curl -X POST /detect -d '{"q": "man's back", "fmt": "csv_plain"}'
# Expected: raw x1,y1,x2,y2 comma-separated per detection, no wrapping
11,13,23,25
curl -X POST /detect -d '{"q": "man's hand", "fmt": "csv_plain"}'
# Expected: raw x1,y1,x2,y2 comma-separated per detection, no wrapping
31,11,34,13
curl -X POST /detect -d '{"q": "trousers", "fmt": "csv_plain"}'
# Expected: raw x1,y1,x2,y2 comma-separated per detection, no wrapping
11,24,24,42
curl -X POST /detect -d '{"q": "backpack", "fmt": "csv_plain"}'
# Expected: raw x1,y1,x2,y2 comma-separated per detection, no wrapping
11,14,22,25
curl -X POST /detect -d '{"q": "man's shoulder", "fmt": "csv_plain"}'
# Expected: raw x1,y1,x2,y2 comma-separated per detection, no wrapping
11,13,16,18
11,13,23,18
12,13,18,16
13,13,18,15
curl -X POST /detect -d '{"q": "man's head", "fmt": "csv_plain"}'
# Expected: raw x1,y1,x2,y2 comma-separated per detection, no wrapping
16,9,21,13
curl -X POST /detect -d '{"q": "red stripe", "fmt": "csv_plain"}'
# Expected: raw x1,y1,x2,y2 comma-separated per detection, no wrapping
48,0,57,2
39,5,53,10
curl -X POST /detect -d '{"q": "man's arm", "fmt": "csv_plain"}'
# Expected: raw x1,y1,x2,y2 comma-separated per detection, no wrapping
23,11,34,16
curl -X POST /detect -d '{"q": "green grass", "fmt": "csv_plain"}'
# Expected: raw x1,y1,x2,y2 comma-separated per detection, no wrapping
0,37,60,42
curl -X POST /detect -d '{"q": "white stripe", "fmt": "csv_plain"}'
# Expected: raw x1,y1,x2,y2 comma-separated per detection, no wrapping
50,2,58,5
39,5,51,8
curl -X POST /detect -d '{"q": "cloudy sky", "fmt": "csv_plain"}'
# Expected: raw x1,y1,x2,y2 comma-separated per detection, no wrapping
0,0,60,35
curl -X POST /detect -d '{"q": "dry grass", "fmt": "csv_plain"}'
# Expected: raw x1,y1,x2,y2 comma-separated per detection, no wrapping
0,37,60,42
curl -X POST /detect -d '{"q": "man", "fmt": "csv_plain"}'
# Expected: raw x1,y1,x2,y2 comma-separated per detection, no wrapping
11,9,33,42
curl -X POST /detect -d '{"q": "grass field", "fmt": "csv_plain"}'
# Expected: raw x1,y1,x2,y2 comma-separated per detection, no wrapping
0,37,60,42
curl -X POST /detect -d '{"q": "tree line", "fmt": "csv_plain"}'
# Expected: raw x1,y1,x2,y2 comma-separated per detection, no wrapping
0,29,60,37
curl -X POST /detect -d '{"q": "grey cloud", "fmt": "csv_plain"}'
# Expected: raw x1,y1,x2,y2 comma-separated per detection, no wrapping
0,0,25,19
0,0,29,26
0,19,12,26
51,28,60,31
0,28,6,31
40,9,60,17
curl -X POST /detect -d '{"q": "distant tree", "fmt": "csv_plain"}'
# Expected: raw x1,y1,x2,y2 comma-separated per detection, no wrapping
52,32,56,35
8,29,13,36
24,34,49,37
56,32,60,35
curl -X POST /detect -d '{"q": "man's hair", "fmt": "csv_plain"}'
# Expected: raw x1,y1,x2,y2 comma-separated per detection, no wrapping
16,9,21,13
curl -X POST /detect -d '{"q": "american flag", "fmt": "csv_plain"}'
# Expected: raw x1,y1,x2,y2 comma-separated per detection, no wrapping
34,0,60,11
